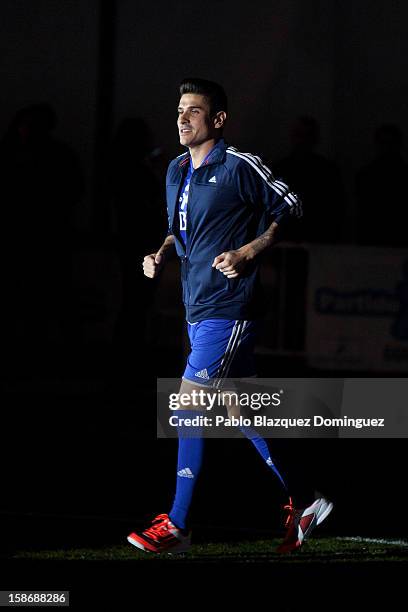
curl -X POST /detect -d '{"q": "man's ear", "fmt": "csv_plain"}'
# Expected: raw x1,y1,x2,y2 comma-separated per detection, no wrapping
213,111,227,129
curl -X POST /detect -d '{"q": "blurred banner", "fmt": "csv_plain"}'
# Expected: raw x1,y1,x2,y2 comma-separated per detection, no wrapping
306,245,408,371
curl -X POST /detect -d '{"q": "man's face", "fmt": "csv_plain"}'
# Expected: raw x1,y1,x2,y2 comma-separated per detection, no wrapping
177,93,215,148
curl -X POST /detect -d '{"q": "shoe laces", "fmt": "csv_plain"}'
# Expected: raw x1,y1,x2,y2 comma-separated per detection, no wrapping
144,514,173,539
282,496,295,528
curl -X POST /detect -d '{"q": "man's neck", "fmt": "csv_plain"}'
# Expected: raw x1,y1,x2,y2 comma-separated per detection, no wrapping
189,138,219,169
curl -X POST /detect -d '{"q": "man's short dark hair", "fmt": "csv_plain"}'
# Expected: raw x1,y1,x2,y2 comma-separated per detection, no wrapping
179,78,228,117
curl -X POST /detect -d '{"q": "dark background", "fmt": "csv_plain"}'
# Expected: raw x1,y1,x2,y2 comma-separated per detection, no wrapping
0,0,407,565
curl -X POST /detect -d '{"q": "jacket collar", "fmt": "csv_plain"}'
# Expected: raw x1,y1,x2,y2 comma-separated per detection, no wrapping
178,137,228,168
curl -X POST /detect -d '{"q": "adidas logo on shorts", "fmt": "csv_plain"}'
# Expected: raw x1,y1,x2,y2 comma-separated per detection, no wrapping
195,368,209,380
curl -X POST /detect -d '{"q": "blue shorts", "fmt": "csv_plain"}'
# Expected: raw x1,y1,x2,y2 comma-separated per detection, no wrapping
182,319,258,388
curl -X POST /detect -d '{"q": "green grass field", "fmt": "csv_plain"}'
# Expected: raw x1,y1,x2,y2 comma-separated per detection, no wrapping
11,537,408,564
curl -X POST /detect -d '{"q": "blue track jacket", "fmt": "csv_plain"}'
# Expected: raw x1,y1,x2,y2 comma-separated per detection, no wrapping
166,138,302,322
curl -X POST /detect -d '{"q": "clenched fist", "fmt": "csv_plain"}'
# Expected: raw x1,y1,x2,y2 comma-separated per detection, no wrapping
143,251,166,278
212,247,252,279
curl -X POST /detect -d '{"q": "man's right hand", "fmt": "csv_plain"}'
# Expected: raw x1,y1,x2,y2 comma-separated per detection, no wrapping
143,250,166,278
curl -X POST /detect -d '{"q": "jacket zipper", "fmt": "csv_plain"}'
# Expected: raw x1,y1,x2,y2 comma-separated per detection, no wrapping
183,159,213,313
185,175,193,306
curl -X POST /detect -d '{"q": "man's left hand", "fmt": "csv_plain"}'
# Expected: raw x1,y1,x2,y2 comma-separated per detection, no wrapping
212,247,253,278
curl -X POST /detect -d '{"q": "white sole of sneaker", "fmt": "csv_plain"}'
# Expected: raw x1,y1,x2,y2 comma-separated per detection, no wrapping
127,535,190,555
127,535,150,552
315,499,334,526
300,498,334,542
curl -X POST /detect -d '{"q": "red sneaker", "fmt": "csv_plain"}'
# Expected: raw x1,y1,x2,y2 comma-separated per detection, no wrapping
277,497,334,553
127,514,191,554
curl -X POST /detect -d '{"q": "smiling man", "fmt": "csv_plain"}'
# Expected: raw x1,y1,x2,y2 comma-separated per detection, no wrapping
127,78,333,555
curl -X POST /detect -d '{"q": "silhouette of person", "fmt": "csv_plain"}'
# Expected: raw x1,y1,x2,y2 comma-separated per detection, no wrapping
109,118,166,370
0,103,85,347
273,116,344,243
356,124,408,247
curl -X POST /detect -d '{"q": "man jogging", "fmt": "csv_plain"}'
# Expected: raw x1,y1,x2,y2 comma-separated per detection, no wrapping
127,78,333,554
